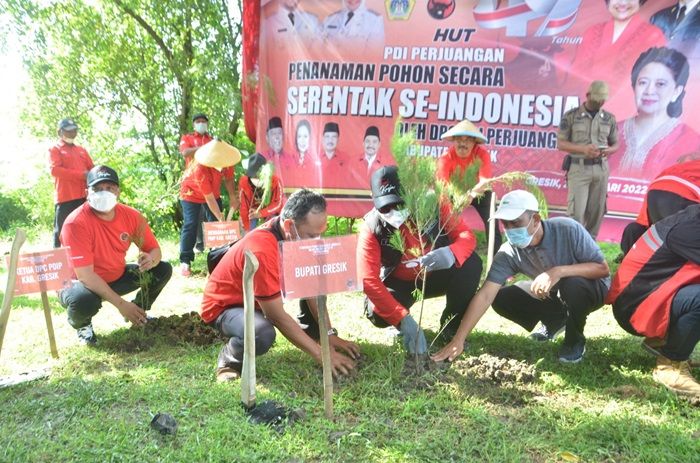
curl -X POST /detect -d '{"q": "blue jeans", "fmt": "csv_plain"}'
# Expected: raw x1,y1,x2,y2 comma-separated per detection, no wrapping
59,261,173,329
179,199,221,264
660,284,700,361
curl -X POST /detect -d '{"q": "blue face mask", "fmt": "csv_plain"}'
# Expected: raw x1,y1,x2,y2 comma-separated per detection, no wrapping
505,217,538,249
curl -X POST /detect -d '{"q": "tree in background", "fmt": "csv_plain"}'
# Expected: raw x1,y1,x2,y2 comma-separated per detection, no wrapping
1,0,251,234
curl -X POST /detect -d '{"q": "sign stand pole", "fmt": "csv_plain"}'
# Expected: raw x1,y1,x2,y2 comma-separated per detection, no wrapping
316,295,334,419
0,229,27,359
40,291,59,359
241,250,259,409
487,192,497,272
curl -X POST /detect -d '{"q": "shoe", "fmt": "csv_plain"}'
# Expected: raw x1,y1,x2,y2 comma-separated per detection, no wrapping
216,364,242,382
529,317,567,342
652,356,700,398
179,262,191,277
77,324,97,346
558,340,586,363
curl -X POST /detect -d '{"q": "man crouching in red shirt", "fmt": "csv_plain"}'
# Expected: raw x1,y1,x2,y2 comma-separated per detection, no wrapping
357,166,483,356
59,165,173,345
201,189,360,382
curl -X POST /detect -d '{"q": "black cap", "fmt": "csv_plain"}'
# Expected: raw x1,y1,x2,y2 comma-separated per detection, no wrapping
246,153,268,178
323,122,339,135
268,116,283,130
192,113,209,122
58,118,78,131
370,166,402,210
364,126,380,140
87,165,120,188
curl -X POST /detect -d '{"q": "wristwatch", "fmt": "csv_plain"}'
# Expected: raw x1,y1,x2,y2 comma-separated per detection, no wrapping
327,328,338,337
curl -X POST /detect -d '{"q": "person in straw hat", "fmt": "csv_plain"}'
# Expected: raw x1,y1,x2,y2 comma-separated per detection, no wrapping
178,139,241,276
438,119,502,249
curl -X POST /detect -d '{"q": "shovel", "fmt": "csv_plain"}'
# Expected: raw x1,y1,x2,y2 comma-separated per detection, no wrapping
240,250,299,428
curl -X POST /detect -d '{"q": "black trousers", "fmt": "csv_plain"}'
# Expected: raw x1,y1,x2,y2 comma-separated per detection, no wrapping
620,190,697,255
59,261,173,329
363,252,483,333
473,191,502,250
659,284,700,361
491,276,607,346
214,307,277,369
53,198,85,248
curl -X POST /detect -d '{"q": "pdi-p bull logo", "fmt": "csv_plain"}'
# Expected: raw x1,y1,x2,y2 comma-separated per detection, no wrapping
473,0,581,37
427,0,455,20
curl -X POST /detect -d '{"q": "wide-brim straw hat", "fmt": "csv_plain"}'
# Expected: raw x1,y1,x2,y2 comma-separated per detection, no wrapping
440,120,487,143
195,139,241,170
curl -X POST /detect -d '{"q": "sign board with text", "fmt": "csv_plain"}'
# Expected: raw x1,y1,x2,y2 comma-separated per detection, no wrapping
280,234,361,300
203,221,242,248
7,247,73,295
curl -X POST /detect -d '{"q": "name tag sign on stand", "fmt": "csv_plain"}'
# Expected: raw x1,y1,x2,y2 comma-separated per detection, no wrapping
280,233,361,419
9,247,73,295
280,234,361,300
203,221,241,248
1,246,71,360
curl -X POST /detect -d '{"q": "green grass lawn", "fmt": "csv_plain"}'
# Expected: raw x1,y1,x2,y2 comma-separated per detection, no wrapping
0,236,698,462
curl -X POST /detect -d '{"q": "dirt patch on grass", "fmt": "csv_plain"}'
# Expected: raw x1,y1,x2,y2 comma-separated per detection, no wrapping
116,312,225,353
452,353,537,384
604,385,648,400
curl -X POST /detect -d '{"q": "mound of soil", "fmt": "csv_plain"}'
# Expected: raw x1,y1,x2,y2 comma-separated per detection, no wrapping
453,353,537,384
142,312,224,346
118,312,225,352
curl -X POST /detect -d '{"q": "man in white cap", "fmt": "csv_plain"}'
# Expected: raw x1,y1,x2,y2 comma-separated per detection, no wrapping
557,80,619,239
49,118,94,248
323,0,385,54
433,189,610,364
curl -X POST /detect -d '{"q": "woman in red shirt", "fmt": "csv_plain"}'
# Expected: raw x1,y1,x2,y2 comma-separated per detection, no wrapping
437,120,502,249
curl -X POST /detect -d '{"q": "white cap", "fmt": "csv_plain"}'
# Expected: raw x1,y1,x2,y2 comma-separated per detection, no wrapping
493,190,539,221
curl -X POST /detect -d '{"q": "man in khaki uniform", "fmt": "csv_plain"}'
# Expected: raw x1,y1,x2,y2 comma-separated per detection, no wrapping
557,81,619,238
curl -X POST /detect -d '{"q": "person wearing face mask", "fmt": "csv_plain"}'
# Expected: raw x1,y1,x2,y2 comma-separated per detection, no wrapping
558,80,619,239
357,166,483,356
238,153,285,232
201,189,359,381
433,190,610,364
179,113,215,253
59,165,173,345
48,118,94,248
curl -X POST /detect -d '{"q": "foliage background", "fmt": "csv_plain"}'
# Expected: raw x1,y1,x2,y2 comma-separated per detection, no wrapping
0,0,253,238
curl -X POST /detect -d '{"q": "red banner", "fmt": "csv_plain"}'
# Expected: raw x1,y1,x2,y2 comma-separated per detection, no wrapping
203,221,242,248
7,248,73,295
280,234,361,300
247,0,700,241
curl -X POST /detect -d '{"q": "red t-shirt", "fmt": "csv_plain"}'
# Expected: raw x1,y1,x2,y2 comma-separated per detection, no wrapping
436,145,492,184
200,222,283,324
357,205,477,326
48,140,95,203
61,203,159,283
179,164,234,203
238,175,285,230
179,132,213,168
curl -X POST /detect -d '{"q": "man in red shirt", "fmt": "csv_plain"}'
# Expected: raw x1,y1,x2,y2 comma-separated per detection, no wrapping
356,166,483,355
437,119,502,249
59,165,173,345
179,113,214,253
48,118,94,248
239,153,284,231
202,189,359,381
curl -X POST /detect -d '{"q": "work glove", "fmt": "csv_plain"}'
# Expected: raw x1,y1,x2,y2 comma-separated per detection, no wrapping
399,314,428,355
419,246,455,272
